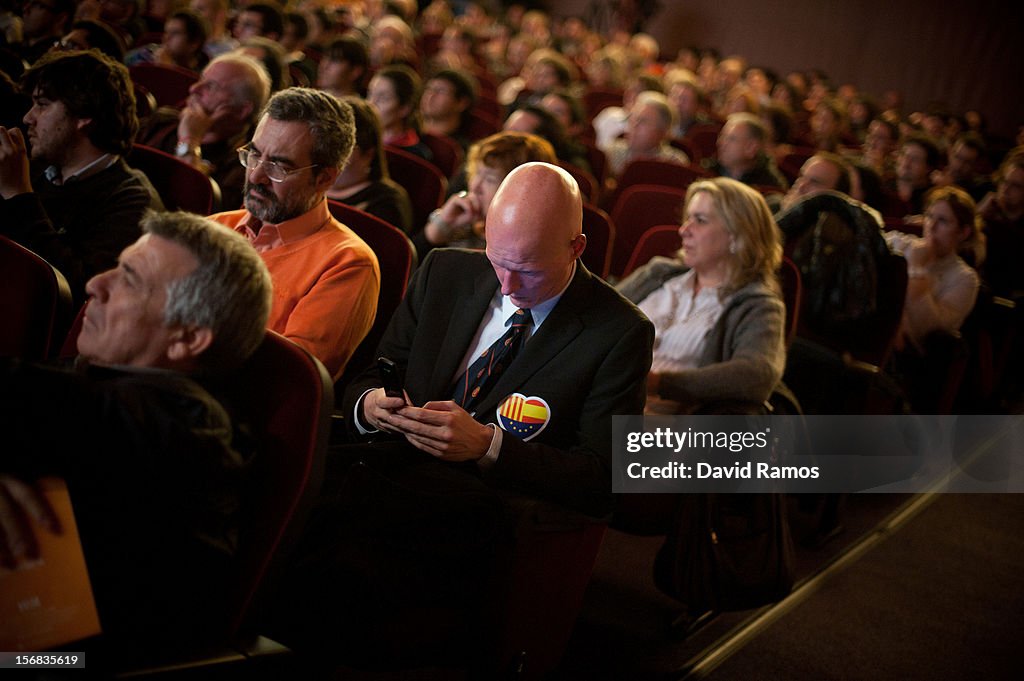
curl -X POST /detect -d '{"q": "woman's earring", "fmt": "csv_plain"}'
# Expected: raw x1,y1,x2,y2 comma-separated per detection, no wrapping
729,240,737,254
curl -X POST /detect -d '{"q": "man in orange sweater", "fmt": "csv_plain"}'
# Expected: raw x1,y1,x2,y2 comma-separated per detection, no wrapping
209,88,380,380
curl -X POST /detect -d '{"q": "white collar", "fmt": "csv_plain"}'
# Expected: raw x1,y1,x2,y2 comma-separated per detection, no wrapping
45,153,118,185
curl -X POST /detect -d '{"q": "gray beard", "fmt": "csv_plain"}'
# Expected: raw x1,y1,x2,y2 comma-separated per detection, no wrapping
243,181,318,224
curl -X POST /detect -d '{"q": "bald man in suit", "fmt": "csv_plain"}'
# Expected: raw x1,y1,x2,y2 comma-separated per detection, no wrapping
345,161,654,516
271,164,652,665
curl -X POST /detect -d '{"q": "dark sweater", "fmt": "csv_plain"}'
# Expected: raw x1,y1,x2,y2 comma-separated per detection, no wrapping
706,153,789,190
0,158,164,303
333,178,414,234
1,359,249,650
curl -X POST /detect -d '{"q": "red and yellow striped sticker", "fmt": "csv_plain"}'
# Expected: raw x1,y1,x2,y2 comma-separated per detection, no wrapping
496,393,551,441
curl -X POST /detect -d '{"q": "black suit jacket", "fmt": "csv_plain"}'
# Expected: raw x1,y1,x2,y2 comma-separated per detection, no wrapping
344,248,654,516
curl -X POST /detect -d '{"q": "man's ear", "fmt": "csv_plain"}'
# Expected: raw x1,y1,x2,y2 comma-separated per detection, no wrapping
314,164,341,193
166,326,214,364
234,101,255,124
743,137,760,158
570,232,587,260
75,117,93,133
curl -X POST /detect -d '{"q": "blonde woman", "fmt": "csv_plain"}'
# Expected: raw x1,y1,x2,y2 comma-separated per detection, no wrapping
618,177,785,412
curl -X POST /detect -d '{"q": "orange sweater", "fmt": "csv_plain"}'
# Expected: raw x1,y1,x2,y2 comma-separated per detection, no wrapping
210,201,380,380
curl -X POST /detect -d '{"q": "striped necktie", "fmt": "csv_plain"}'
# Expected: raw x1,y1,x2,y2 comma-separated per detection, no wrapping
452,308,533,413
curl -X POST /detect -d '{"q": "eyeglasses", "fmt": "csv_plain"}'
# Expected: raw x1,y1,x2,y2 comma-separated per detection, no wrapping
56,38,87,51
237,146,318,183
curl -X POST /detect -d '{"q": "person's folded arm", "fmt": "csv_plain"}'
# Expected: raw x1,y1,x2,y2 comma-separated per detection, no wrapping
904,265,979,339
658,295,785,406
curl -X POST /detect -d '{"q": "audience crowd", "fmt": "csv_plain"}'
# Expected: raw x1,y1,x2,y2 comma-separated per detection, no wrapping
1,0,1022,675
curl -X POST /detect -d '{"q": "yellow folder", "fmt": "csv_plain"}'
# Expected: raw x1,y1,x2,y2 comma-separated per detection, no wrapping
0,477,102,651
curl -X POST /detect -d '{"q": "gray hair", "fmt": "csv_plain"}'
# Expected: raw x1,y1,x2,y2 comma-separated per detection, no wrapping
206,52,271,124
635,91,676,130
372,15,414,46
726,112,769,144
143,211,272,373
263,87,355,171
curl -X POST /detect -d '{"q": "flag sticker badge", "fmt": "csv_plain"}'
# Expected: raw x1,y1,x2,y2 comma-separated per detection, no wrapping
496,393,551,441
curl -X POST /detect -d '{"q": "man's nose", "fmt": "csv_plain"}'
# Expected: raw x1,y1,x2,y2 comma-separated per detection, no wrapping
84,269,112,301
500,271,520,295
248,160,271,184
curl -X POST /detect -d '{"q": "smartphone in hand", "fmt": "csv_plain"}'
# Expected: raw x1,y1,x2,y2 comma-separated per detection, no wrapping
377,356,405,398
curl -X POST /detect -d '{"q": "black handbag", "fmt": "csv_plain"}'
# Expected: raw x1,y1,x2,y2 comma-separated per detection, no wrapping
653,492,795,614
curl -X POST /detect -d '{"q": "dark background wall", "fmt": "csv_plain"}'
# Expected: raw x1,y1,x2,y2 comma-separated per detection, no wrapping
556,0,1023,140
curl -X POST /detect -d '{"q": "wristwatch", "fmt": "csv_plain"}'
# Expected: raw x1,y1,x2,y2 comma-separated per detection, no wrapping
175,140,199,159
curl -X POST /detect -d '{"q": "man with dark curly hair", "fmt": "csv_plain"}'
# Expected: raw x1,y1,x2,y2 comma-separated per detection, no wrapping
0,49,163,303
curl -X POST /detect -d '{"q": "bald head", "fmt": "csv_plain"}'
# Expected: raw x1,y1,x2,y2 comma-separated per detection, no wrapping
484,163,586,308
781,153,850,211
488,162,583,242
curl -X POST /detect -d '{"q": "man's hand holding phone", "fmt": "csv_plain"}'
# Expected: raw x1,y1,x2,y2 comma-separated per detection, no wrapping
363,357,410,432
370,359,492,460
